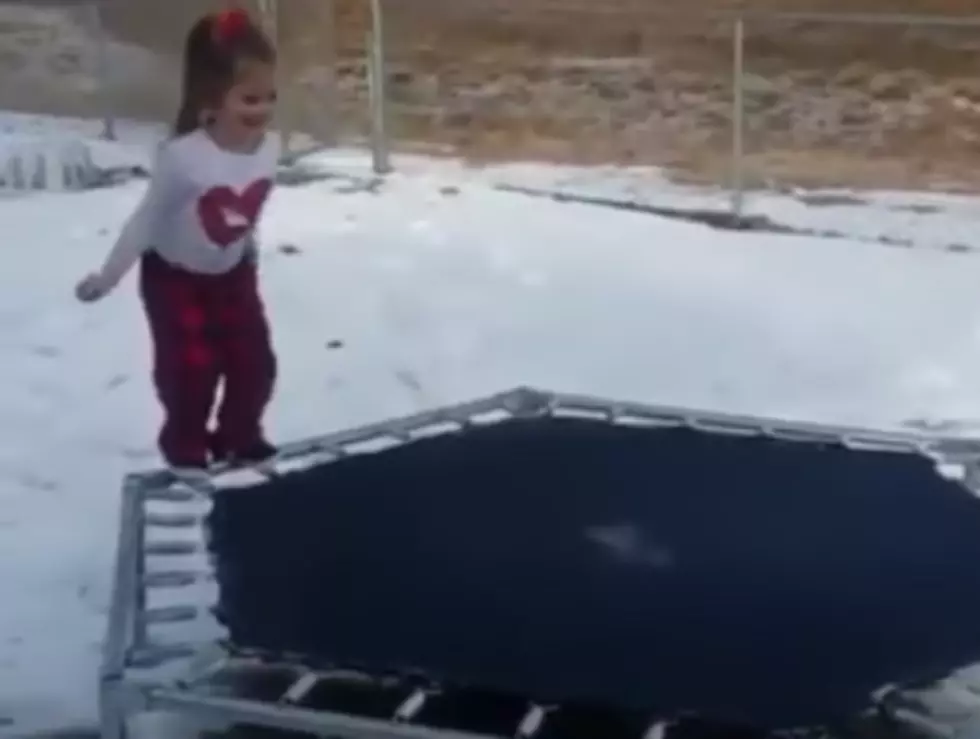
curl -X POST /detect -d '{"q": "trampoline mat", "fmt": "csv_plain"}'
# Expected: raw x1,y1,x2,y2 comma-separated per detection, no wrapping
206,417,980,730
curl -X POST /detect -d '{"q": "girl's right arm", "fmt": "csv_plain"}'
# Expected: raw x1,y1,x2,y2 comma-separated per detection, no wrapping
76,146,181,302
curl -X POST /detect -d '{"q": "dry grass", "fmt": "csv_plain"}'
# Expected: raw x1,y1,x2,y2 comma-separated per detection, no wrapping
328,0,980,190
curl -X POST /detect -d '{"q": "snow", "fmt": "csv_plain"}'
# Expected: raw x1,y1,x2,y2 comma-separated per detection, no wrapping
4,112,980,735
472,159,980,253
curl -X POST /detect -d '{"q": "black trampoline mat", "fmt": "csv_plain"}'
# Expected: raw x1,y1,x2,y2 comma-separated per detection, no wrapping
206,417,980,729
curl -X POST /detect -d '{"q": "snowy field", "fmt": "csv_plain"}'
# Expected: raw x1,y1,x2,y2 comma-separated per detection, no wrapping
5,111,980,736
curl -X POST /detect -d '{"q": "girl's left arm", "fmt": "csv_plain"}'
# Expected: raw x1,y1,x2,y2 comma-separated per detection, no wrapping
94,145,183,293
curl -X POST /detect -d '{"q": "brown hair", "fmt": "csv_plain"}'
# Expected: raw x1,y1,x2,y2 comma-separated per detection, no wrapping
174,8,276,136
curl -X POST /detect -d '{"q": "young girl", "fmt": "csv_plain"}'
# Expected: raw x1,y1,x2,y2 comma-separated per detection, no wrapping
75,8,280,475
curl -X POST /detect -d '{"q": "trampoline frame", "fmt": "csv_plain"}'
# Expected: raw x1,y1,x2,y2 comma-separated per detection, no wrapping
98,386,980,739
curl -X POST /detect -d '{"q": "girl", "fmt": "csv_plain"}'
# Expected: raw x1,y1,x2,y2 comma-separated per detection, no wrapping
75,8,280,476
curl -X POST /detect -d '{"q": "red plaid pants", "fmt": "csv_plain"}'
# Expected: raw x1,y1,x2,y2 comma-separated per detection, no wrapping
139,251,277,466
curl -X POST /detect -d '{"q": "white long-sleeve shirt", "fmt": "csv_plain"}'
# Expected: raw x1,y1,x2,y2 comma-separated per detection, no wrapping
97,130,279,290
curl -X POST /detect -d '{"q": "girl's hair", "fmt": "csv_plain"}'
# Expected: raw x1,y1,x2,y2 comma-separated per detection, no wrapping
174,8,276,136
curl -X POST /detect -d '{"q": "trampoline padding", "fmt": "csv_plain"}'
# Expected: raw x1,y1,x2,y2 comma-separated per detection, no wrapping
206,417,980,729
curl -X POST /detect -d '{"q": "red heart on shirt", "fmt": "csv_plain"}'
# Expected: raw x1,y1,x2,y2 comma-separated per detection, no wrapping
197,178,272,248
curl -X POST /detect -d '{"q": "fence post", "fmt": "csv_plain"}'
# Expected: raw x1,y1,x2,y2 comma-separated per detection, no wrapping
367,0,392,174
90,0,115,140
321,0,339,147
730,16,745,221
257,0,290,154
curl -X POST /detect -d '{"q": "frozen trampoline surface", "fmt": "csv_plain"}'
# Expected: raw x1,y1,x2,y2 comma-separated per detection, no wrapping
206,415,980,730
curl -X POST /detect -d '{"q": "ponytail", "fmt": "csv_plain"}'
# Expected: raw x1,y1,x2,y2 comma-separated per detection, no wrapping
173,96,199,136
173,17,208,137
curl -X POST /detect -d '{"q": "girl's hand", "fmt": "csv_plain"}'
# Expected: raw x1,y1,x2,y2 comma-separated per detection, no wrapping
75,273,109,303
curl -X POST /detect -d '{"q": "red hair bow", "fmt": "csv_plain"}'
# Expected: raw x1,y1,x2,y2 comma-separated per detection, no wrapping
212,8,250,42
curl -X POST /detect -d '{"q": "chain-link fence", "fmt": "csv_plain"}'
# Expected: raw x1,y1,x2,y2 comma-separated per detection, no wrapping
0,0,342,152
1,0,979,209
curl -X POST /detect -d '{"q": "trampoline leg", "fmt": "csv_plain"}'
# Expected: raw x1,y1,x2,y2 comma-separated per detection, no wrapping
99,677,129,739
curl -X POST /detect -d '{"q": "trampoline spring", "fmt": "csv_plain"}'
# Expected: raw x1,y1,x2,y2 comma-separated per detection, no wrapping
144,512,199,529
769,427,838,444
392,688,429,723
840,434,920,454
280,672,320,705
177,649,231,688
142,570,199,589
550,406,607,422
515,704,550,739
144,540,199,556
629,410,685,427
140,605,199,626
127,643,197,669
615,413,680,429
387,427,415,443
312,442,347,460
689,418,759,437
143,487,200,503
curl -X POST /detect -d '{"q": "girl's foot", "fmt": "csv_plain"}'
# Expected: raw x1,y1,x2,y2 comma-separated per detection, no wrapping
209,433,278,466
235,438,279,464
165,453,211,484
160,428,210,474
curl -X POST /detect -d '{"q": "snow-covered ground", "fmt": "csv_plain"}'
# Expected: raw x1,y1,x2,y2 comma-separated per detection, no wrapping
5,111,980,736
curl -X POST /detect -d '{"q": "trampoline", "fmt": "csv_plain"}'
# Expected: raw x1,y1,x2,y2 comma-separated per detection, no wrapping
98,387,980,739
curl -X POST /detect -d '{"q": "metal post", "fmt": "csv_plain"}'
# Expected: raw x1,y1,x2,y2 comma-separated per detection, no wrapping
320,0,339,147
257,0,277,44
730,16,745,221
91,0,115,140
98,676,130,739
367,0,392,174
101,483,134,678
257,0,290,154
132,503,147,650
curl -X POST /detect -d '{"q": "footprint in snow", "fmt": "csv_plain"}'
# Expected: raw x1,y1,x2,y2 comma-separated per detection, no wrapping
29,344,60,358
105,374,128,391
15,471,58,493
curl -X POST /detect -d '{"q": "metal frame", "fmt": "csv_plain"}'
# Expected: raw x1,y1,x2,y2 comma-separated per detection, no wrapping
99,386,980,739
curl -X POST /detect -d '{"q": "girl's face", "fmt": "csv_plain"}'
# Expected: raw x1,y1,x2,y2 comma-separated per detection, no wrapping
211,59,277,150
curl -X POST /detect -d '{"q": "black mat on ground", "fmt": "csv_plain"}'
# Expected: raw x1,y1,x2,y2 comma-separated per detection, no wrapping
207,417,980,730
